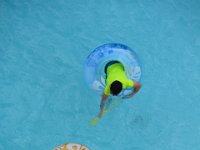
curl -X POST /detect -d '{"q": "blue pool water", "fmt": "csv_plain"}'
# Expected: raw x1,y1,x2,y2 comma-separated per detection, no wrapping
0,0,200,149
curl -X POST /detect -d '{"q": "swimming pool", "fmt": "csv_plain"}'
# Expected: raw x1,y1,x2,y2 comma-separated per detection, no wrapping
0,0,200,149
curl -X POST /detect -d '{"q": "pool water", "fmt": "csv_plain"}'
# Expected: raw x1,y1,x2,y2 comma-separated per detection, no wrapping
0,0,200,149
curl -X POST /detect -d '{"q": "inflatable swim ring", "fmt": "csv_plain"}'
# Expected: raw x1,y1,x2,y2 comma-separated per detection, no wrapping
85,43,141,96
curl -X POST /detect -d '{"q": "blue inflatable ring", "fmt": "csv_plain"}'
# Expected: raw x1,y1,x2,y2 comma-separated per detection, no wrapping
85,43,141,95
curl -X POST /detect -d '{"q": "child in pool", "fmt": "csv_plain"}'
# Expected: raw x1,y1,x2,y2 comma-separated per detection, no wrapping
98,61,141,118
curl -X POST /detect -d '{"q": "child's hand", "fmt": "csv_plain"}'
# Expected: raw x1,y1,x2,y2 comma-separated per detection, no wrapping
128,92,135,98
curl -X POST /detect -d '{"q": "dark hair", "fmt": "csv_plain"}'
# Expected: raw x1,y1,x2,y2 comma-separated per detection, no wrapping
110,80,122,95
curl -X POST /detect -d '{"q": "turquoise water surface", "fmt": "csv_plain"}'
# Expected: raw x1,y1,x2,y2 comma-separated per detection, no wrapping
1,0,200,149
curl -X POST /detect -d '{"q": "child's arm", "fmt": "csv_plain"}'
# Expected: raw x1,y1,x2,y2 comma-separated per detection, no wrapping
126,80,141,98
98,93,108,118
100,93,108,110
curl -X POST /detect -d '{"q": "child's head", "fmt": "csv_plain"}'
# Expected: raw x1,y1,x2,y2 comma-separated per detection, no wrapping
110,80,122,95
